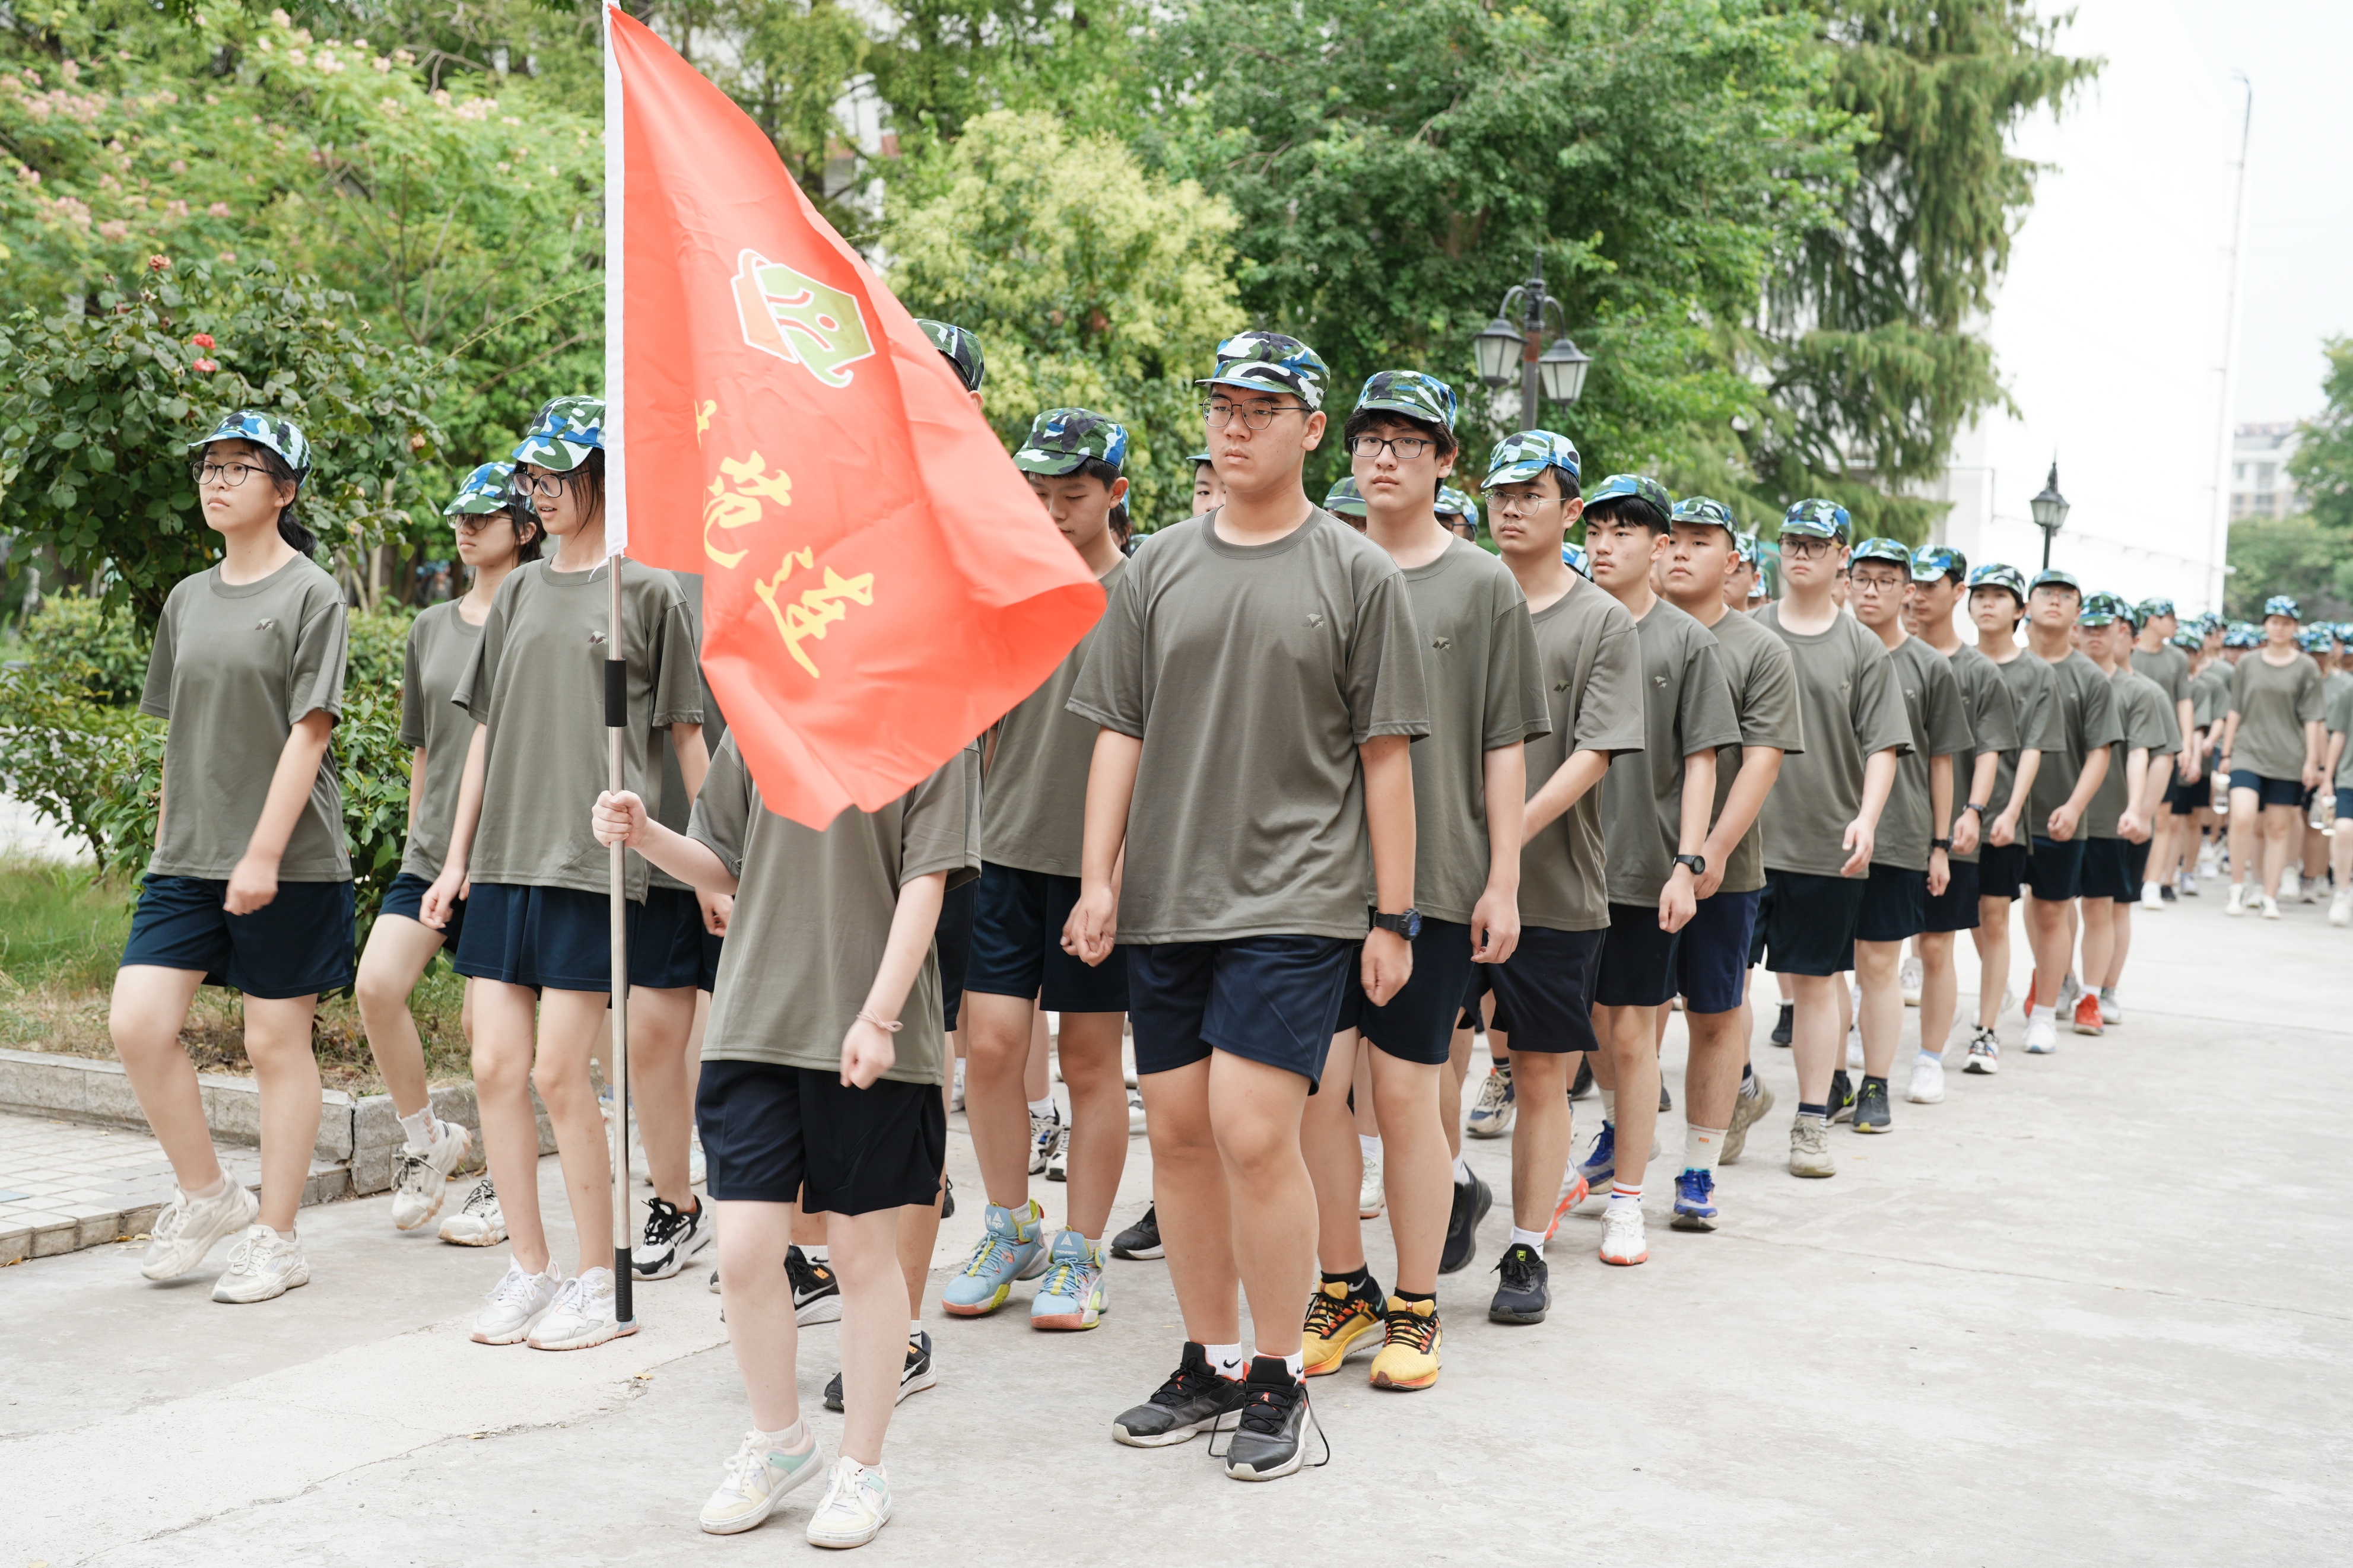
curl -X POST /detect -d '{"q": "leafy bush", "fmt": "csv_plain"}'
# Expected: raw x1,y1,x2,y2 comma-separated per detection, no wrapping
15,590,151,705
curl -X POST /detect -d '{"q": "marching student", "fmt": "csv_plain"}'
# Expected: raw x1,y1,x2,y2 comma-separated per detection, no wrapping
1191,448,1227,516
1723,533,1762,613
2129,598,2199,907
2075,595,2176,1029
1753,501,1910,1177
1475,430,1643,1321
2015,570,2117,1054
426,396,706,1351
116,412,353,1303
593,729,976,1547
947,408,1135,1332
353,465,539,1243
1299,372,1544,1389
1961,563,2057,1073
1066,332,1428,1481
1435,485,1481,543
1579,476,1738,1258
2219,595,2326,918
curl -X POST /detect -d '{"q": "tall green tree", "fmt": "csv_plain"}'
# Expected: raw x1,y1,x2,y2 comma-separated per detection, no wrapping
2288,335,2353,534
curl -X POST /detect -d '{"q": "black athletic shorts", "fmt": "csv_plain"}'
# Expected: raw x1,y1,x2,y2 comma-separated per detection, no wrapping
2125,837,2152,889
2080,837,2135,901
1335,917,1475,1066
1456,963,1491,1031
964,861,1130,1014
2164,774,2202,816
1595,901,1680,1009
1672,888,1759,1015
380,870,467,953
1485,925,1603,1054
1759,869,1868,977
2025,837,2086,902
1924,858,1981,932
629,884,708,991
1126,936,1354,1084
2228,770,2308,810
1979,841,2029,902
123,874,355,1000
1857,863,1928,943
696,1059,946,1215
935,877,975,1032
454,882,640,993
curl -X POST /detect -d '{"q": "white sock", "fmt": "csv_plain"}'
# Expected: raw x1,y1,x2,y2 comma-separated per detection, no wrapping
908,1318,923,1337
1681,1125,1725,1176
1206,1342,1247,1380
1507,1224,1547,1258
762,1420,810,1451
189,1173,232,1201
1452,1154,1474,1187
398,1106,439,1150
1028,1096,1056,1119
1359,1134,1382,1159
2031,1004,2055,1023
1607,1182,1641,1212
272,1227,297,1243
1599,1087,1617,1122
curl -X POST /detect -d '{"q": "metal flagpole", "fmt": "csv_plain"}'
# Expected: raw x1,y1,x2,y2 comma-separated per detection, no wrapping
602,1,634,1331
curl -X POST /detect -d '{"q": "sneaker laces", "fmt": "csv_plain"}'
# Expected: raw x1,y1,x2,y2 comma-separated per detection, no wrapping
720,1432,777,1497
485,1263,547,1307
1147,1355,1223,1411
1037,1254,1093,1300
1495,1244,1542,1290
151,1192,192,1242
223,1227,266,1273
1206,1370,1332,1471
394,1147,436,1194
458,1176,498,1217
544,1274,586,1318
1302,1284,1365,1342
1382,1305,1439,1356
958,1229,1021,1280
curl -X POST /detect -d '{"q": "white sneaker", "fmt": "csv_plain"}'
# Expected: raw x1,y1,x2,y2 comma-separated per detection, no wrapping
1465,1066,1516,1138
2226,882,2247,916
529,1265,636,1350
471,1258,563,1344
2262,895,2282,920
2025,1010,2058,1054
950,1059,966,1114
1964,1027,2000,1075
1907,1053,1946,1104
1789,1118,1835,1179
698,1428,827,1535
2056,973,2081,1017
1046,1134,1069,1183
2139,883,2165,911
140,1178,258,1280
2098,991,2122,1026
1899,955,1923,1006
210,1224,311,1303
390,1121,474,1232
2331,889,2352,927
690,1138,708,1187
2181,873,2199,896
1027,1104,1062,1176
1846,1025,1863,1070
438,1176,507,1246
805,1456,894,1549
2281,869,2300,900
1598,1201,1648,1265
1126,1087,1147,1134
1358,1151,1385,1219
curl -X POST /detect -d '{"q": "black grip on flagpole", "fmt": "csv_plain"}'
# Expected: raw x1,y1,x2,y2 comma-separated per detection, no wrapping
604,659,627,729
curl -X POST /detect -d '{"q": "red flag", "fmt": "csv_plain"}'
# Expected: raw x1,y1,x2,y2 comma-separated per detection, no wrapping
605,5,1102,828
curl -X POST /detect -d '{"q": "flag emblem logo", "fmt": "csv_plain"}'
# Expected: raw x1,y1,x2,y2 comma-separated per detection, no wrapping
731,249,875,389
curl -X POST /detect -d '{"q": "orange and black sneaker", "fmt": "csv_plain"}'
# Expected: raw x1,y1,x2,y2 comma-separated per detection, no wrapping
1368,1296,1442,1391
1301,1276,1383,1377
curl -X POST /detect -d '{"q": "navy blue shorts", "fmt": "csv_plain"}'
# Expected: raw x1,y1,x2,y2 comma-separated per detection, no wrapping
2230,770,2308,809
1126,936,1354,1084
2025,837,2085,901
696,1059,945,1216
122,874,355,1000
1672,888,1760,1015
453,882,640,993
2126,837,2152,889
700,930,723,993
1857,863,1927,943
1456,963,1491,1031
1486,925,1603,1052
379,870,466,951
1334,917,1475,1066
2165,774,2201,816
965,861,1129,1014
1979,841,2029,902
1924,858,1982,932
630,885,708,991
936,877,975,1033
2339,788,2353,822
2080,837,2134,901
1760,869,1868,977
1595,901,1680,1009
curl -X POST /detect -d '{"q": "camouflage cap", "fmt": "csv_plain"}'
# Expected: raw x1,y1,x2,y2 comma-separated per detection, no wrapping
444,462,517,516
2028,567,2081,596
2197,610,2226,634
1561,540,1593,580
1324,476,1368,520
1668,495,1738,536
512,395,604,473
1586,473,1674,524
2076,591,2127,627
1013,408,1128,476
1436,486,1479,527
2137,596,2176,621
2339,622,2353,644
2263,593,2301,621
1913,544,1967,583
2298,624,2333,653
1482,429,1582,488
1187,449,1214,467
2225,622,2259,648
2169,629,2203,653
1354,370,1457,431
1199,330,1330,410
189,409,312,479
1780,497,1850,542
1733,532,1762,567
916,319,986,393
1848,536,1914,573
1967,562,2029,603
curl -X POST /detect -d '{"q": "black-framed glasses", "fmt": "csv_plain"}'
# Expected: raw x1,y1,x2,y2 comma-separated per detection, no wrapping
1847,571,1910,594
192,460,265,488
1202,399,1306,431
1781,536,1838,560
1346,434,1437,462
510,470,571,500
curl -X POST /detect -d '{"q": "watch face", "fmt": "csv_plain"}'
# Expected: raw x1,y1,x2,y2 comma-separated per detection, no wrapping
1404,910,1422,939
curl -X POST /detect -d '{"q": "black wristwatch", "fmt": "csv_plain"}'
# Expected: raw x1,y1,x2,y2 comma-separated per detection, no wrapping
1932,837,1952,851
1672,853,1707,877
1963,802,1986,818
1371,907,1421,940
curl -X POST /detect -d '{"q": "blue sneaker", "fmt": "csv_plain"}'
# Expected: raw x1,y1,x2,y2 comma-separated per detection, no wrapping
942,1200,1048,1317
1671,1169,1718,1232
1576,1121,1617,1189
1030,1230,1109,1331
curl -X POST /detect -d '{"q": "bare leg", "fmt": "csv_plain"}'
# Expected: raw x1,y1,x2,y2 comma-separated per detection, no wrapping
470,979,551,1273
1025,1007,1051,1103
1916,930,1958,1059
1351,1047,1378,1138
1788,972,1840,1104
1853,942,1904,1077
1139,1059,1239,1344
1443,1025,1472,1162
827,1206,909,1467
109,965,221,1193
1058,1012,1131,1239
2263,803,2299,897
898,1082,949,1316
2076,898,2115,994
353,914,443,1118
1370,1050,1447,1295
236,994,325,1232
2027,892,2071,1010
1304,1031,1368,1274
715,1200,800,1431
2228,786,2262,888
532,987,620,1280
959,991,1037,1211
628,984,699,1209
2104,899,2132,990
1682,1009,1747,1133
1592,1003,1660,1189
1971,895,2014,1028
1205,1052,1315,1359
1506,1051,1574,1229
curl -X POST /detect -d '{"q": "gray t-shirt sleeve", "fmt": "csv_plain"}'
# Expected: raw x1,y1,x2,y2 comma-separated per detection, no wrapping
1968,662,2020,757
2082,666,2124,750
452,575,509,724
1925,656,1974,757
649,584,706,729
1577,613,1649,755
1349,565,1431,743
2330,683,2353,787
401,623,428,750
901,747,980,886
288,593,348,726
686,733,753,878
1854,638,1915,757
139,593,178,720
1066,559,1147,739
1678,635,1743,757
1487,597,1552,749
1742,637,1806,754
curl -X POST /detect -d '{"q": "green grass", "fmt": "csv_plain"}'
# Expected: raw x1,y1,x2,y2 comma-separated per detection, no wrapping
0,855,133,994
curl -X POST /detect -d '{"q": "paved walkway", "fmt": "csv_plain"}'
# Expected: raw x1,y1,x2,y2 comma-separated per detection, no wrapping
2,889,2345,1566
0,1115,265,1259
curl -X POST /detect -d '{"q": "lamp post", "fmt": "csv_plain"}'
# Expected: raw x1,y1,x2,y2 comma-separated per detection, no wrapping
2030,460,2071,571
1473,251,1592,429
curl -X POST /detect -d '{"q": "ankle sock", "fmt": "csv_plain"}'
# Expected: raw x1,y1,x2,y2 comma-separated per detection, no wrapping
1027,1096,1056,1119
1452,1154,1474,1187
1358,1133,1382,1159
398,1107,438,1150
1272,1349,1305,1382
1393,1288,1434,1308
1739,1061,1755,1086
1206,1342,1247,1380
1507,1224,1547,1258
1321,1265,1376,1297
1607,1182,1641,1211
1681,1125,1725,1176
1798,1102,1828,1122
1599,1087,1617,1121
2030,1004,2056,1025
908,1317,923,1338
1861,1074,1887,1096
763,1419,810,1451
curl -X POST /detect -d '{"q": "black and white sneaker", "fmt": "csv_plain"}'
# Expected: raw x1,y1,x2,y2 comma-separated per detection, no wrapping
1222,1356,1317,1481
630,1196,711,1280
1771,1002,1795,1047
823,1331,936,1413
1488,1243,1550,1325
1438,1171,1492,1274
1111,1342,1246,1447
787,1245,843,1325
1111,1203,1164,1261
1827,1069,1856,1125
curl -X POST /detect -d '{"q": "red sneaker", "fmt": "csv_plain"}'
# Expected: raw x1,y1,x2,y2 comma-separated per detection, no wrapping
2071,991,2106,1036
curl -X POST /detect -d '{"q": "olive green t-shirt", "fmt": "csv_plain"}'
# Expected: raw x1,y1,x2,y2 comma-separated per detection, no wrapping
2327,680,2353,790
2130,643,2191,708
1068,510,1430,943
1601,597,1741,905
1382,537,1550,924
1987,648,2062,834
2027,650,2123,836
397,600,484,881
2088,667,2179,839
139,554,351,882
1518,581,1645,932
985,556,1129,879
2228,653,2325,781
691,734,977,1086
1873,635,1975,872
454,557,704,901
1700,607,1805,894
2192,663,2232,733
1752,606,1914,878
1942,643,2019,865
650,574,725,893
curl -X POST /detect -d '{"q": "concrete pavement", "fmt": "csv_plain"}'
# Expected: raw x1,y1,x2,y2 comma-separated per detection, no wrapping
3,888,2347,1566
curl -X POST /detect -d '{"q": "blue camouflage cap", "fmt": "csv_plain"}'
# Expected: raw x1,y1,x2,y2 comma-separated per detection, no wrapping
512,395,604,473
1734,532,1761,567
2225,621,2259,648
916,319,985,393
1967,562,2029,603
2263,593,2301,621
189,409,313,479
2298,624,2332,653
2197,610,2226,634
1913,545,1967,583
1436,486,1479,529
1668,495,1738,536
1324,476,1368,520
1014,408,1128,476
1354,370,1457,431
1187,449,1213,467
1561,540,1593,580
444,462,517,516
1586,473,1674,526
2169,628,2202,653
2029,567,2081,597
2137,596,2176,621
2078,591,2127,627
1849,536,1914,571
1199,330,1330,411
1482,429,1582,488
1781,497,1850,542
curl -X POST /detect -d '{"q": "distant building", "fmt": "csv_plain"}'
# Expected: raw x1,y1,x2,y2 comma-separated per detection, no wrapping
2231,423,2302,520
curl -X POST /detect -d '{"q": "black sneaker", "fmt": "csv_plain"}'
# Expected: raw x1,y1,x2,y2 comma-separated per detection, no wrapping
1111,1203,1164,1261
2160,884,2178,904
823,1331,936,1413
1438,1170,1493,1274
1570,1056,1595,1099
1771,1002,1795,1047
941,1172,955,1220
628,1195,710,1280
787,1245,842,1325
1827,1069,1856,1124
1851,1077,1892,1133
1112,1341,1246,1447
1222,1356,1314,1481
1488,1242,1551,1325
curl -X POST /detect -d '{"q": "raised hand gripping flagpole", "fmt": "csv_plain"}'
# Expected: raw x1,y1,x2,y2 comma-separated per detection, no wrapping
603,1,634,1333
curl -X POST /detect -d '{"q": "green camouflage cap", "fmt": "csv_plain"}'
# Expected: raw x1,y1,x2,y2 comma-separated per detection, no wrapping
2077,591,2127,627
1436,486,1479,528
2225,622,2259,648
1199,330,1330,410
2263,593,2301,621
1734,532,1761,567
2137,596,2176,621
445,462,517,516
1187,449,1214,467
511,395,604,473
1913,545,1966,583
2197,611,2226,634
1781,497,1850,542
917,319,985,393
1013,408,1128,476
1354,370,1457,431
1561,540,1593,580
2338,623,2353,644
1849,536,1914,572
1967,562,2028,603
1324,476,1368,519
2028,567,2081,596
1668,495,1737,536
189,409,312,479
2168,628,2202,653
1482,429,1582,488
2298,624,2333,653
1586,473,1674,524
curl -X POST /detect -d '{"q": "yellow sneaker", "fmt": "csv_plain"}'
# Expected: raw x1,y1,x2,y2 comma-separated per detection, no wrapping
1301,1277,1383,1378
1368,1296,1442,1391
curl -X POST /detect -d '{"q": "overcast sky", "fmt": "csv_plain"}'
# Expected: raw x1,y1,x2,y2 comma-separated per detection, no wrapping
2173,0,2351,424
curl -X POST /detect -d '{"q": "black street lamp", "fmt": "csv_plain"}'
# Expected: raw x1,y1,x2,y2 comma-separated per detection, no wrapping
1472,252,1592,429
2029,460,2071,571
